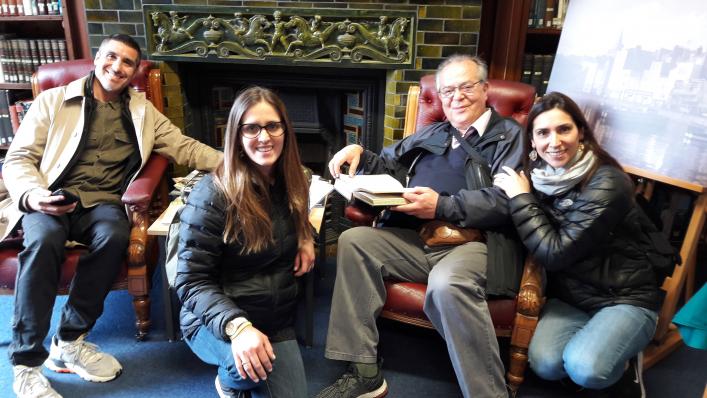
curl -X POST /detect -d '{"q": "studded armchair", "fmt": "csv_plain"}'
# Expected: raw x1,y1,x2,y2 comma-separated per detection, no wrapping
0,59,171,340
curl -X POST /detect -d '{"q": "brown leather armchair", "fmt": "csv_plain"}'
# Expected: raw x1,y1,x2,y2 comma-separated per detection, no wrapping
0,59,171,340
346,75,544,394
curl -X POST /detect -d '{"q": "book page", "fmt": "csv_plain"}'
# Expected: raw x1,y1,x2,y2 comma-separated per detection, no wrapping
309,175,334,210
334,174,406,200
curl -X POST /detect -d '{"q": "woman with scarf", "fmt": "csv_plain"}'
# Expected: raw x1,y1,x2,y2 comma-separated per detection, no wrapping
175,86,315,398
494,92,665,398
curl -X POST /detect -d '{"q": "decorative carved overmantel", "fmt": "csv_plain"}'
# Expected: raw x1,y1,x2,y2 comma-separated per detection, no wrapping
143,6,416,68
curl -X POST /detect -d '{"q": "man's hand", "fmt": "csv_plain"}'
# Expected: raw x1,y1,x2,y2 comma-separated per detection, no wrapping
392,187,439,219
294,239,315,277
328,144,364,178
231,326,276,383
26,189,78,215
493,166,531,198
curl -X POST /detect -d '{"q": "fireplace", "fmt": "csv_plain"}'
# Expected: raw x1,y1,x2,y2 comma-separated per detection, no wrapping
179,62,386,175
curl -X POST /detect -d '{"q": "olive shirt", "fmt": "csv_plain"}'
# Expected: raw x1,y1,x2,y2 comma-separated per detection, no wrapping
61,100,134,207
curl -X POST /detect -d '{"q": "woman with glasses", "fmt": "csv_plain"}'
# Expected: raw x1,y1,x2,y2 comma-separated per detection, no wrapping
175,86,314,398
494,92,669,397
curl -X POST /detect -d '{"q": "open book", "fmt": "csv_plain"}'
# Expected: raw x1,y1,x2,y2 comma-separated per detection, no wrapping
309,175,334,210
334,174,411,206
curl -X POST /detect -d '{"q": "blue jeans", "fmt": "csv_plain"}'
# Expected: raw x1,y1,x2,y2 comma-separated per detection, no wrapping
185,324,307,398
528,299,658,389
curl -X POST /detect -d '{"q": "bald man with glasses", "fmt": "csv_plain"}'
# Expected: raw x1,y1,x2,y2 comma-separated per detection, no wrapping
317,54,526,398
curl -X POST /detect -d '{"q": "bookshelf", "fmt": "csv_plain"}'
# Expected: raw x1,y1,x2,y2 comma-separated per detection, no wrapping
480,0,566,95
0,0,88,149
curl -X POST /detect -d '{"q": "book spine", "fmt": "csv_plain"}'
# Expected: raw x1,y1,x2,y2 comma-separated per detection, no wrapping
0,39,7,83
41,39,51,64
545,0,556,28
527,0,535,27
531,54,544,95
0,0,8,16
0,90,11,147
49,39,60,62
7,0,16,16
534,0,546,28
48,0,57,14
541,54,554,95
7,39,19,83
57,39,67,61
16,99,32,123
21,0,30,15
19,39,31,83
9,100,20,134
521,53,533,85
28,39,39,74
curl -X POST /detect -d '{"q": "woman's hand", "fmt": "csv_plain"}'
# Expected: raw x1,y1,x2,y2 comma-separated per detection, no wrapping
493,166,531,198
294,239,315,277
231,326,276,382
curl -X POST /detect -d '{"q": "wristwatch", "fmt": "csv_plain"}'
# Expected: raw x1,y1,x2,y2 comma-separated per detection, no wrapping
225,317,248,340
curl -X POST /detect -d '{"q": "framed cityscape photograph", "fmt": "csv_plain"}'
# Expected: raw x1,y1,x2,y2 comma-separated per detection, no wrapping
547,0,707,187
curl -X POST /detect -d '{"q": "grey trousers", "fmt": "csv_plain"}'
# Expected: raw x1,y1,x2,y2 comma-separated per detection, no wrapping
324,226,507,398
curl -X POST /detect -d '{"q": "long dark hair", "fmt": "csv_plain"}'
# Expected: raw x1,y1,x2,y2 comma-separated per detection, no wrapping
213,86,312,253
524,92,624,183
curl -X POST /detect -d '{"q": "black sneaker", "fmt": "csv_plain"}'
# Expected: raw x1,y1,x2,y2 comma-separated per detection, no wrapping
215,376,251,398
608,353,645,398
315,363,388,398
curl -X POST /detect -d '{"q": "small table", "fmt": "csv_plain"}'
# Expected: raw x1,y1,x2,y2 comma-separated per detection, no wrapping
148,196,326,344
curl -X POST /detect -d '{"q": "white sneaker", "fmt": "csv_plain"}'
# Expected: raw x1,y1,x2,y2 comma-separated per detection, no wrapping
43,334,122,382
12,365,63,398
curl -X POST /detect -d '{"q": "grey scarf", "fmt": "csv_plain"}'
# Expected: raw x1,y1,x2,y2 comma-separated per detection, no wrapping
531,148,597,196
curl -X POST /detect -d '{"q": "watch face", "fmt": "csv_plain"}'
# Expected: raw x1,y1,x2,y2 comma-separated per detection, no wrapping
225,321,237,336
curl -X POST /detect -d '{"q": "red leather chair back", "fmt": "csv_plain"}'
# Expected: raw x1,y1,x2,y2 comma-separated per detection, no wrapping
381,75,537,334
416,74,536,129
2,58,155,294
34,59,154,95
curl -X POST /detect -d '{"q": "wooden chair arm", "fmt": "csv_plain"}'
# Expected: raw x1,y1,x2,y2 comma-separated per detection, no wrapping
122,153,170,296
403,85,420,138
122,154,169,207
146,68,164,113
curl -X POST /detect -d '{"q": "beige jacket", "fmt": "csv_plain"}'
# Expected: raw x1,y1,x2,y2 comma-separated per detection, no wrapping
0,75,222,239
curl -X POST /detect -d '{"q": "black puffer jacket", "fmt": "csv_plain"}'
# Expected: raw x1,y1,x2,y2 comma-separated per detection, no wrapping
508,165,663,312
175,174,300,341
357,110,526,297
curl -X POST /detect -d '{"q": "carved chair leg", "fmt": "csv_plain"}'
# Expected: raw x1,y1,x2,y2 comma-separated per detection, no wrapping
507,313,540,395
132,294,151,341
507,344,530,395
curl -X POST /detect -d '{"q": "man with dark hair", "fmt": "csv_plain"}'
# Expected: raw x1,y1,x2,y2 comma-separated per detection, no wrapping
2,34,221,398
316,55,525,398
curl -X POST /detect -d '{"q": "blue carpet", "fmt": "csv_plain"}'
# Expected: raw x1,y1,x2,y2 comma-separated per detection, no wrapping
1,258,705,397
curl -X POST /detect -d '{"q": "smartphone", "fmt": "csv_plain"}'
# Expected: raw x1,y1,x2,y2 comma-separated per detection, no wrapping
50,189,80,206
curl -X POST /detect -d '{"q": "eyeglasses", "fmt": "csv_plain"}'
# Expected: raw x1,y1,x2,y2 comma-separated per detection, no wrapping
239,121,285,139
438,80,484,99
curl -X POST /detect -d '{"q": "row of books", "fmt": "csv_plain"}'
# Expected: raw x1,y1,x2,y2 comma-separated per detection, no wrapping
527,0,570,29
0,89,32,146
521,53,555,96
0,36,68,84
0,0,61,16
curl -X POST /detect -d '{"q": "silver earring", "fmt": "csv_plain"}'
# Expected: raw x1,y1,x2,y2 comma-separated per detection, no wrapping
529,149,538,161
